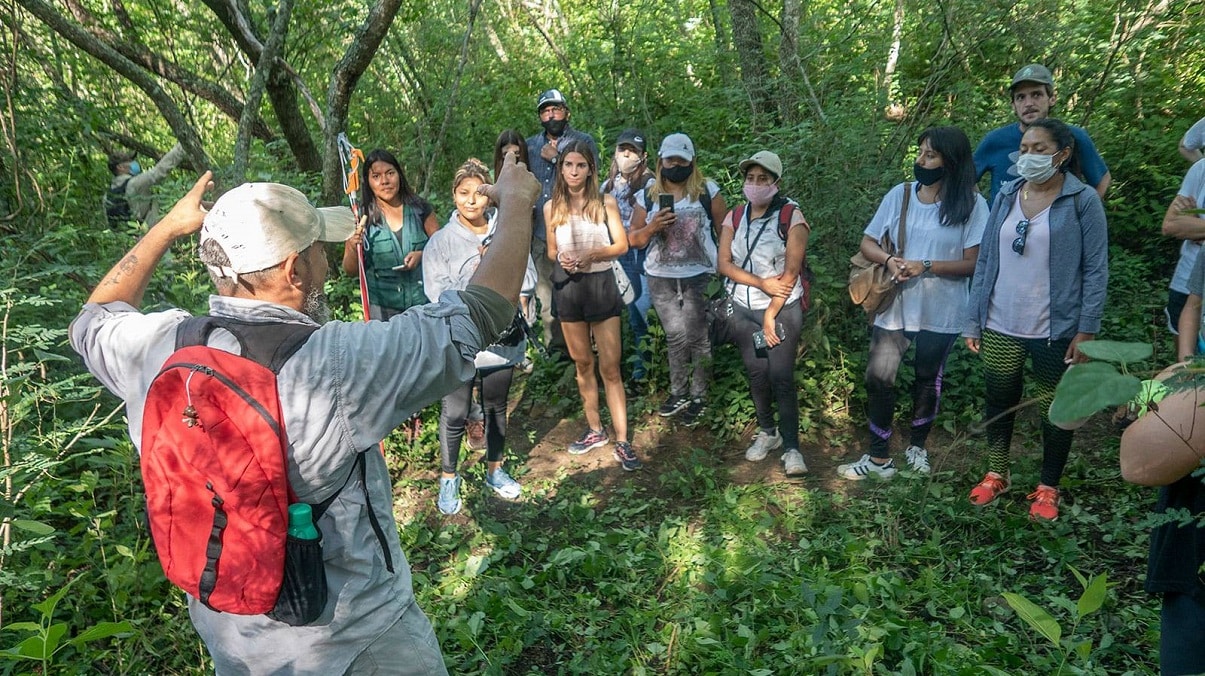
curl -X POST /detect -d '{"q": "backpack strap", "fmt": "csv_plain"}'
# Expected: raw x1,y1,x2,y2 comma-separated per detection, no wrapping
175,316,318,372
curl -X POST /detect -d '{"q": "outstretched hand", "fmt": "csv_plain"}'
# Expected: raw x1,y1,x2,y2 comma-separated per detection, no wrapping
481,151,539,212
155,172,214,241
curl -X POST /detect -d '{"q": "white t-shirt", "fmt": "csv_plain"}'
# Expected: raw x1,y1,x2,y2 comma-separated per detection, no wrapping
1168,159,1205,294
726,201,808,310
863,183,987,333
641,180,720,278
986,194,1052,338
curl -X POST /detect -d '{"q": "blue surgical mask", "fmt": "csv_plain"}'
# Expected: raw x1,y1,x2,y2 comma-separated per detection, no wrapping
128,161,142,176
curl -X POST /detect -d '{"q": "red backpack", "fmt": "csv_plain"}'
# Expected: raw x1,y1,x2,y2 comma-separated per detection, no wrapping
139,317,318,618
729,199,815,310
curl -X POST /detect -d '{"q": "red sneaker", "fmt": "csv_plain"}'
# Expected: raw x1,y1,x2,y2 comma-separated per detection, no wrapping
969,472,1010,506
1027,485,1060,522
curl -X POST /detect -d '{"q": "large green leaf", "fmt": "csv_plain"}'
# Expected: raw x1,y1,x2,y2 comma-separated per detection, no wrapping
1050,362,1141,425
1077,340,1152,365
1077,572,1108,617
70,621,134,646
1002,592,1062,647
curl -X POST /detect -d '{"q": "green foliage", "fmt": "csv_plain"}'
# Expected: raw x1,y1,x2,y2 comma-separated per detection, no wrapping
1003,567,1110,673
0,577,134,670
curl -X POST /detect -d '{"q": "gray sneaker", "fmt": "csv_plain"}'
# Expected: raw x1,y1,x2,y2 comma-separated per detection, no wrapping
744,429,783,461
781,449,808,476
903,445,931,474
485,467,522,499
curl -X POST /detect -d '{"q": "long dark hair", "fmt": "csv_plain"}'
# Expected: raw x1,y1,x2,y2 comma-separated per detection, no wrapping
1027,118,1084,181
917,126,977,227
493,130,530,179
360,148,428,226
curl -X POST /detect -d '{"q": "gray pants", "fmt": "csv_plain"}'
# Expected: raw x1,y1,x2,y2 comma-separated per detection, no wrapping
344,602,448,675
648,274,712,399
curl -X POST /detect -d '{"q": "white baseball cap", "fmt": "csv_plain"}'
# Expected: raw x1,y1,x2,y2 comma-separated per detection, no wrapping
658,133,695,161
201,183,356,276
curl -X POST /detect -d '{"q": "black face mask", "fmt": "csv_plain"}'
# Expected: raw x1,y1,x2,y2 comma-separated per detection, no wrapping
661,163,694,184
541,119,568,137
912,163,945,186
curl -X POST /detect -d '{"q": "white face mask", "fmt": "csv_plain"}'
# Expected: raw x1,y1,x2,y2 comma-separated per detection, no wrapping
1016,151,1060,184
615,154,642,175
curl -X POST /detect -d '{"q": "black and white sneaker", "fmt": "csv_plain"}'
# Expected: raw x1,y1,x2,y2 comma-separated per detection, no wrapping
658,393,690,417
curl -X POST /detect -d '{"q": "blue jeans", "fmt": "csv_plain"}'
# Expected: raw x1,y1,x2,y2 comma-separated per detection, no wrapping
648,274,711,399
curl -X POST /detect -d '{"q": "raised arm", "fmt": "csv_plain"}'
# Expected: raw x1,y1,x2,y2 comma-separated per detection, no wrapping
88,172,213,308
471,153,540,304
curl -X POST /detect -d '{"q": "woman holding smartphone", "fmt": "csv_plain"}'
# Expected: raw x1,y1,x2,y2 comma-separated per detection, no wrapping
716,151,811,476
342,148,440,319
544,140,642,471
628,133,729,426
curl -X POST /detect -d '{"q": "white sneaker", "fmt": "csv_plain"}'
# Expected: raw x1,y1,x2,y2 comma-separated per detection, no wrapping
837,454,897,480
745,429,783,461
903,445,931,474
781,449,808,476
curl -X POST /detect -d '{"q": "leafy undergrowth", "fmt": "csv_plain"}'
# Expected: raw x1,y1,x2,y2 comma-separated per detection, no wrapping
384,395,1159,675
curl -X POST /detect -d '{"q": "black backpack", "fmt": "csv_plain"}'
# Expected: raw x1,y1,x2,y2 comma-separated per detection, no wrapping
104,178,133,225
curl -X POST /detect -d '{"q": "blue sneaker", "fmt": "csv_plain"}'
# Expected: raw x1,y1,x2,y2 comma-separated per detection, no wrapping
568,428,608,455
437,476,462,515
485,467,522,499
613,441,642,471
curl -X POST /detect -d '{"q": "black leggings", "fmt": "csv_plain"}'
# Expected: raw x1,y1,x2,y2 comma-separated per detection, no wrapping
729,301,803,450
864,328,957,459
980,329,1072,487
439,366,514,474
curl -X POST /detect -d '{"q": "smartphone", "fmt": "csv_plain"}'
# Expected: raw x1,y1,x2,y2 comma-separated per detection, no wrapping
391,263,409,271
752,323,787,350
658,193,675,212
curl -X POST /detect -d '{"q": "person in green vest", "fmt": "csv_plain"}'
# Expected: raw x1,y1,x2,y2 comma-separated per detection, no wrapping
342,149,440,319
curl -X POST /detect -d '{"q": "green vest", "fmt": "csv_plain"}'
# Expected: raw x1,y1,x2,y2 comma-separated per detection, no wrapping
363,207,429,312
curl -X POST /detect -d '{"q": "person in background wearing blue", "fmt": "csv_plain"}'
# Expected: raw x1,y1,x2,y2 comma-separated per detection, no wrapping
105,142,186,227
1164,155,1205,339
423,158,535,514
964,118,1108,522
526,89,600,352
341,149,440,320
837,126,987,480
974,64,1110,205
716,151,811,477
600,128,656,382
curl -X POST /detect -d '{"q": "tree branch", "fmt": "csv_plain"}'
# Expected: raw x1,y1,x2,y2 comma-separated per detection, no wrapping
232,0,293,183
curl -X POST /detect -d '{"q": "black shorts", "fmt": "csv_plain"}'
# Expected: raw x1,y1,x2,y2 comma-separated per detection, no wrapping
553,269,623,323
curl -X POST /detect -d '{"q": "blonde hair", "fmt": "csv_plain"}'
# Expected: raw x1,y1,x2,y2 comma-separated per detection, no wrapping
648,159,708,204
547,140,606,228
452,157,491,193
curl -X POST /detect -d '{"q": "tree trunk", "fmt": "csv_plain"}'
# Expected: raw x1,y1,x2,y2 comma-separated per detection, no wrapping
883,0,905,121
200,0,321,172
232,0,293,184
60,0,276,142
15,0,211,170
423,0,483,194
320,0,403,205
729,0,775,123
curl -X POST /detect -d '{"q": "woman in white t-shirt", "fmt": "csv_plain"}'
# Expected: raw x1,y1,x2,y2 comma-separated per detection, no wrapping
628,133,729,426
716,151,812,477
837,126,987,481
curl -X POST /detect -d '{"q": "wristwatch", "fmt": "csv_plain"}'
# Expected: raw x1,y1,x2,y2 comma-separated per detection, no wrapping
922,259,932,274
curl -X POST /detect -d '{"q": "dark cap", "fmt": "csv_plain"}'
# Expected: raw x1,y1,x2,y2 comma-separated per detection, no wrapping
537,89,568,112
615,128,646,153
1011,63,1054,90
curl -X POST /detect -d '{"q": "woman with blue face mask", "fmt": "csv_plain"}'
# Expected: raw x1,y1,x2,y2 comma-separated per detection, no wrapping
964,118,1109,522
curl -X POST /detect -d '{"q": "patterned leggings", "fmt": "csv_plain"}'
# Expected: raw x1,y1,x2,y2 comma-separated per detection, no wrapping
980,329,1072,487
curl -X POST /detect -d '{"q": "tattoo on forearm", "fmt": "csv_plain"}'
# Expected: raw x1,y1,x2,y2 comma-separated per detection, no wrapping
104,253,140,286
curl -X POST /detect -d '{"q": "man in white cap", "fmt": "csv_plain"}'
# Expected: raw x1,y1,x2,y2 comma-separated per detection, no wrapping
1180,117,1205,163
973,63,1111,204
525,88,599,349
70,154,539,674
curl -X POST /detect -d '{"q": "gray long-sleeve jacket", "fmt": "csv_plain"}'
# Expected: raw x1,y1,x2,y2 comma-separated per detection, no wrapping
965,172,1109,340
110,143,186,225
